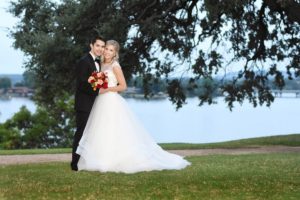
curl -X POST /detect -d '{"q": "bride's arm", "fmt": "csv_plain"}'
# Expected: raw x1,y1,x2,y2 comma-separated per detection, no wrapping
100,64,127,94
110,66,127,92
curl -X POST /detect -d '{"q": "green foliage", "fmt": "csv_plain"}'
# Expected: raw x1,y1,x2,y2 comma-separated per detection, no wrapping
0,126,21,149
0,154,299,199
8,106,32,133
0,94,75,149
14,82,24,87
8,0,300,110
0,77,12,89
22,70,36,88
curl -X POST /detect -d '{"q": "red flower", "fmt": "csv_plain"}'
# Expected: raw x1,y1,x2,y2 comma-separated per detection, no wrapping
88,71,108,91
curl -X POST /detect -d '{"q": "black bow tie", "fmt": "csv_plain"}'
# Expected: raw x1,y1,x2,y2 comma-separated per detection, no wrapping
94,57,100,64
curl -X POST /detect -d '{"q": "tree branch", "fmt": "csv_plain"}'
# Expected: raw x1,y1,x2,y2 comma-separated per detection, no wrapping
265,0,300,24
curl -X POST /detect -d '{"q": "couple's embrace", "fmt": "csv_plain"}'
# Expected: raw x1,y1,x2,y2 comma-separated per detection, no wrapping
71,36,190,173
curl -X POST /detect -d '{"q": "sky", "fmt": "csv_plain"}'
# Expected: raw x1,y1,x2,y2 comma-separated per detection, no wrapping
0,0,25,74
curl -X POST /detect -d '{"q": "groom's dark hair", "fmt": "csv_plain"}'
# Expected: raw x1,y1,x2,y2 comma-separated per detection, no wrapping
90,35,105,45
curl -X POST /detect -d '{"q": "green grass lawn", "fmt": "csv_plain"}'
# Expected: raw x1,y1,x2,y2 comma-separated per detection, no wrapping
161,133,300,150
0,134,299,155
0,148,72,155
0,153,299,200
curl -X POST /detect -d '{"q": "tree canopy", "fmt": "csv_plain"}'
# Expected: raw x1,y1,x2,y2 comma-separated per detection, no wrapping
9,0,300,109
0,77,12,89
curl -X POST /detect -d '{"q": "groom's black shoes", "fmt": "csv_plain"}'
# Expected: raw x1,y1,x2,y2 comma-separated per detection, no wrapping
71,152,80,171
70,163,78,171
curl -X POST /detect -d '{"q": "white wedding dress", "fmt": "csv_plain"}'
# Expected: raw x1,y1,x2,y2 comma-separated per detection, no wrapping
76,61,190,173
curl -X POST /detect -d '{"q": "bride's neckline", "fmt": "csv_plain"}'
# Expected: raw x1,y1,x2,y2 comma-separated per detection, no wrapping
102,62,112,65
101,62,113,71
102,59,115,65
102,62,114,68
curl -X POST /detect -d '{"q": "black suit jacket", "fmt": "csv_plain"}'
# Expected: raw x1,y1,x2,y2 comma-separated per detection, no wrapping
75,53,99,112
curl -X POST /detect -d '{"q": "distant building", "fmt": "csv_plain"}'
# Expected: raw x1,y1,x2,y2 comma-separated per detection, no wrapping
122,87,142,98
122,87,167,99
6,87,34,97
125,87,142,94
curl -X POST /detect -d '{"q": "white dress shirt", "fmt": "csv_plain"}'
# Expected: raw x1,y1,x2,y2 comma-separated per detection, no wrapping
89,52,100,72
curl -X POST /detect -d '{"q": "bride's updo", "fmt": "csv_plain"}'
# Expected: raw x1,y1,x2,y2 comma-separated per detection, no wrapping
106,40,120,62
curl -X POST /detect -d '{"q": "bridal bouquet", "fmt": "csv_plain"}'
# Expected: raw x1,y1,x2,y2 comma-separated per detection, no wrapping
88,71,108,90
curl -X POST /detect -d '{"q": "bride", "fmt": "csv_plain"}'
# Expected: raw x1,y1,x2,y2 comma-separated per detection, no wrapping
76,40,190,173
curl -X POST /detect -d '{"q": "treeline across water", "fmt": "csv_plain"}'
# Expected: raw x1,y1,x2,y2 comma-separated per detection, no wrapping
1,73,300,97
128,76,300,96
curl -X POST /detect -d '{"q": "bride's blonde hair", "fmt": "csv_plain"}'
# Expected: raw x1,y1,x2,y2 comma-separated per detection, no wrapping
106,40,120,62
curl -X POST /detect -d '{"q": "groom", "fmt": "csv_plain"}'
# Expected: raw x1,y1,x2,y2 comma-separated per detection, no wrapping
71,36,106,171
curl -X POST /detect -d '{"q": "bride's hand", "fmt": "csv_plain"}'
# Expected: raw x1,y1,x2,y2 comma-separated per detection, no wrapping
99,88,110,94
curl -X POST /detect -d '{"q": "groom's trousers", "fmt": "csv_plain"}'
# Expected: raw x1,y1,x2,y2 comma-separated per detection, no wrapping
71,111,90,167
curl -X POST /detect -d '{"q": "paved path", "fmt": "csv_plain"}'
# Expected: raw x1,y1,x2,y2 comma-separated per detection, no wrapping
0,146,299,166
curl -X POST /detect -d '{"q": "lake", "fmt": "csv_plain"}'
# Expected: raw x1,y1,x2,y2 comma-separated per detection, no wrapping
0,96,299,143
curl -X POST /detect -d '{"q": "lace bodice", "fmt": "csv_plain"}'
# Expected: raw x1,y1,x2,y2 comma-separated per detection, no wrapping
101,61,120,88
